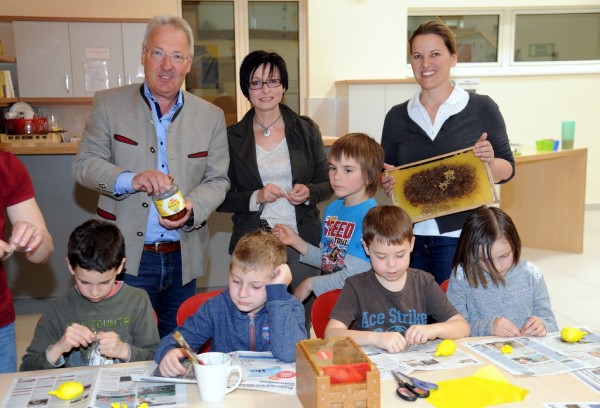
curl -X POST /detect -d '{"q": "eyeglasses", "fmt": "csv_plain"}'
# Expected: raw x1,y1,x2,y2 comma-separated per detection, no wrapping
248,79,282,90
144,48,191,64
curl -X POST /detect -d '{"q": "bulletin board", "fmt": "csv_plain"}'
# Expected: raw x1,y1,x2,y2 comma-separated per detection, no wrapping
388,148,498,223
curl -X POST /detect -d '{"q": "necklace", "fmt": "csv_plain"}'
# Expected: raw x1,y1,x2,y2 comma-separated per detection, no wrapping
254,112,282,137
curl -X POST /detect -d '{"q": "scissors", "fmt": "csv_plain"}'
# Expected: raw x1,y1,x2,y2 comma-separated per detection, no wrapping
393,371,427,401
394,371,439,392
392,371,435,401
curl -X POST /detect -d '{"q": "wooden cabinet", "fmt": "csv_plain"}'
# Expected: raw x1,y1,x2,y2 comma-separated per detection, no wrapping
499,148,587,253
14,21,145,98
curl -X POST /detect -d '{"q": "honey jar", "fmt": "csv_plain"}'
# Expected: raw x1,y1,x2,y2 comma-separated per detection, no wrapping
152,178,187,221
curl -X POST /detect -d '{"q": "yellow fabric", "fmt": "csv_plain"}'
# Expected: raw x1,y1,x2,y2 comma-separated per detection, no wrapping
426,365,529,408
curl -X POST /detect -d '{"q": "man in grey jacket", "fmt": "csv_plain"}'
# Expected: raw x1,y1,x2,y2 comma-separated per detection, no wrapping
73,15,230,337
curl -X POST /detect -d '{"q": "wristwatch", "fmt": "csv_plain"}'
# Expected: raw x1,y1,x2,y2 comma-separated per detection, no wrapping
184,209,194,227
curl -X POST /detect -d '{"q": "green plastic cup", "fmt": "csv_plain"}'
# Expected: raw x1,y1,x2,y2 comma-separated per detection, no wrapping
561,121,575,150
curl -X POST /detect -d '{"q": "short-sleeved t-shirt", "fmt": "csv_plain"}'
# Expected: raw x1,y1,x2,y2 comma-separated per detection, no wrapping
1,152,35,327
330,268,459,333
320,197,376,273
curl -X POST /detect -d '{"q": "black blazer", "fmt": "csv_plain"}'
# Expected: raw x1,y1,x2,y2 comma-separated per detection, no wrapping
217,104,332,253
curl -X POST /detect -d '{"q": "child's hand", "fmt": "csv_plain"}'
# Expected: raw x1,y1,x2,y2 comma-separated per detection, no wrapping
159,349,188,377
96,331,130,361
404,325,435,345
372,332,408,353
492,317,521,337
272,224,298,246
57,323,95,353
272,224,308,255
286,184,310,206
520,316,547,337
48,323,96,365
293,278,313,302
271,264,293,286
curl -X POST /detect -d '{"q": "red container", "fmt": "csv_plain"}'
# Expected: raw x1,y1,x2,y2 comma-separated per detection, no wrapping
5,118,48,135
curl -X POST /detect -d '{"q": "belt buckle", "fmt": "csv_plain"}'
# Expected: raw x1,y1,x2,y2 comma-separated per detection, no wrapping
154,242,162,252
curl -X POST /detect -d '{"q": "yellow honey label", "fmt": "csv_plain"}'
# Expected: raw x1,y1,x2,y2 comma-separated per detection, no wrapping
154,191,185,217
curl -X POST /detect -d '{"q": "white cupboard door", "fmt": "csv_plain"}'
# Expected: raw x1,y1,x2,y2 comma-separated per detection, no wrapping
122,23,146,85
68,22,124,97
14,21,73,97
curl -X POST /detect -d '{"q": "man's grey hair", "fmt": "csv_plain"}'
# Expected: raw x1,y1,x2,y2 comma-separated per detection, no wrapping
143,15,194,57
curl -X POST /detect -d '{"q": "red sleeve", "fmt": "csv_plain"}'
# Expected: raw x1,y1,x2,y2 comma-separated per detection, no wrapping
6,154,35,206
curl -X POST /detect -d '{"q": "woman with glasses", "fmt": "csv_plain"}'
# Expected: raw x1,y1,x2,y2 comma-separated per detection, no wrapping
218,50,332,328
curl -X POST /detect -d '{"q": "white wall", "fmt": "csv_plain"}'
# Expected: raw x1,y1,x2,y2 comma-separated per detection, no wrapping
307,0,600,204
0,0,178,18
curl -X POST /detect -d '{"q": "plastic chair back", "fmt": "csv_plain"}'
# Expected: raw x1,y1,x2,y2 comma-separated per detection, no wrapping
176,290,222,326
311,289,342,339
440,279,449,293
176,290,222,353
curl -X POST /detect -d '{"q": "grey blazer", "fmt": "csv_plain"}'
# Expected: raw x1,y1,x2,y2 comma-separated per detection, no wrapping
73,84,230,284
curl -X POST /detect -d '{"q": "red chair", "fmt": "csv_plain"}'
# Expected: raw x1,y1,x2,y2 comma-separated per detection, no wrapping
310,289,342,339
440,279,449,293
176,290,222,353
176,290,222,326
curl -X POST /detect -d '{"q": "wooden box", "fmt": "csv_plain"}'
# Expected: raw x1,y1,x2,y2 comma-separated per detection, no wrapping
296,337,380,408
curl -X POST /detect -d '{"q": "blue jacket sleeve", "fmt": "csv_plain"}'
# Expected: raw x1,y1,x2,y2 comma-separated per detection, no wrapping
264,284,307,362
154,302,214,364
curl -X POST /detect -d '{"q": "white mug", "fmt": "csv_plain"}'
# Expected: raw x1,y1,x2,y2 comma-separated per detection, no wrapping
193,352,242,403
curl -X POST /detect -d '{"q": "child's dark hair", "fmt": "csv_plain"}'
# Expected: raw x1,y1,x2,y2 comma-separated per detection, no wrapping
362,205,413,247
231,230,287,272
329,133,384,197
452,206,521,288
68,220,125,272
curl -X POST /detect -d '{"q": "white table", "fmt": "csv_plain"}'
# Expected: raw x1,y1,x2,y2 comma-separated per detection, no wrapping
2,338,598,407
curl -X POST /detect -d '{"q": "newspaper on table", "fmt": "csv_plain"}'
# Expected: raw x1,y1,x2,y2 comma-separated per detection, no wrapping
544,403,600,408
89,365,187,407
571,366,600,394
360,338,481,380
132,351,297,395
464,327,600,376
230,351,296,395
130,359,196,384
1,369,96,408
0,364,187,408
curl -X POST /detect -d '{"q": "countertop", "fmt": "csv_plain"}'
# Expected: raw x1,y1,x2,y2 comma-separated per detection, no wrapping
1,136,339,154
0,141,80,154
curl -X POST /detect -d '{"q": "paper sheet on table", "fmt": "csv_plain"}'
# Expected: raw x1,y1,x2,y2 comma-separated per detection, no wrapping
427,365,529,408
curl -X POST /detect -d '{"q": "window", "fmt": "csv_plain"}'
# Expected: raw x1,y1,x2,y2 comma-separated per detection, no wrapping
182,0,305,125
408,8,600,76
514,12,600,62
407,15,499,64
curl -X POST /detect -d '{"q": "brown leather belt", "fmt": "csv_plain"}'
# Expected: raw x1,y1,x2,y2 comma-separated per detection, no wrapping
143,241,181,253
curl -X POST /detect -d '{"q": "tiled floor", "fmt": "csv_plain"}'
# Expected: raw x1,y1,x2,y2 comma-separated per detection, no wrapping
14,210,600,367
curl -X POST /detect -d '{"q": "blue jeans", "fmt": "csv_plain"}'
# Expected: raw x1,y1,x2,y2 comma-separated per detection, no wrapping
410,235,458,285
123,250,196,338
0,322,17,373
